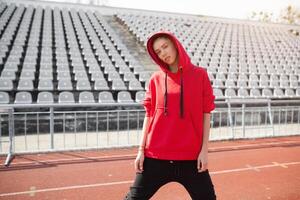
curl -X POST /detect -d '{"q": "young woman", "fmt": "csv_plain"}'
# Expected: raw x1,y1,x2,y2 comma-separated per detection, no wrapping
124,31,216,200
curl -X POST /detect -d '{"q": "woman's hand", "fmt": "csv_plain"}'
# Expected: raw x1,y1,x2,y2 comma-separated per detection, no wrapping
134,150,145,173
197,149,208,172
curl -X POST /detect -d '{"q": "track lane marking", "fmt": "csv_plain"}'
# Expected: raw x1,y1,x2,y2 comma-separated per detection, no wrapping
1,161,299,197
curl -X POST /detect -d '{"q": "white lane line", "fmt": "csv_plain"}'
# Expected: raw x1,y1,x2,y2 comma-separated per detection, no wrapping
245,164,261,172
1,161,299,197
209,140,300,151
0,181,133,197
272,162,288,168
4,140,300,166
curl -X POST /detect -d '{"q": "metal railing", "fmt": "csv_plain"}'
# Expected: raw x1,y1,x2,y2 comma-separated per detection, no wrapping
0,99,300,166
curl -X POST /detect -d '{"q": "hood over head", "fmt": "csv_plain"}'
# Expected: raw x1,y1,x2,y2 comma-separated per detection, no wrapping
146,31,192,74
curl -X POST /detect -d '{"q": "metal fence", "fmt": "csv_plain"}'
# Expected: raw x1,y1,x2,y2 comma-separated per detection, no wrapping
1,100,300,166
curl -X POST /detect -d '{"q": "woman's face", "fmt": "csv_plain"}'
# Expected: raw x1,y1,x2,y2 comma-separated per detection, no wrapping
153,37,178,67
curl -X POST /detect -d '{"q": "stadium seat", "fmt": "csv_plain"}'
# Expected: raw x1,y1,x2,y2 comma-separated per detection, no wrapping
37,92,54,104
250,88,261,97
98,91,115,103
225,80,235,88
58,92,75,103
284,88,295,97
135,91,145,102
213,88,224,99
58,79,73,90
274,88,284,98
238,88,249,98
117,91,134,103
90,71,104,81
76,80,91,90
94,79,110,90
123,72,136,81
138,71,151,82
15,92,32,104
262,88,273,97
38,79,53,91
296,89,300,97
0,92,9,104
20,71,35,80
1,71,16,80
39,71,53,80
17,80,34,91
111,79,127,91
0,79,13,91
79,91,95,103
128,79,144,91
225,88,237,98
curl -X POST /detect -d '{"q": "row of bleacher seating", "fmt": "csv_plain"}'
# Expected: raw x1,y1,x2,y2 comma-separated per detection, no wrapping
0,3,149,104
214,88,300,99
1,87,299,104
0,78,148,91
116,13,300,101
0,90,145,104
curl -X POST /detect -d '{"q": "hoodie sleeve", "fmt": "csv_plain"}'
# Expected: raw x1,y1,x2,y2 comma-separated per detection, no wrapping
143,77,155,117
203,70,215,113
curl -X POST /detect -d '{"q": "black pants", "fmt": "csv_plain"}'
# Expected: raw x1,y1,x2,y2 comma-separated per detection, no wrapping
124,157,216,200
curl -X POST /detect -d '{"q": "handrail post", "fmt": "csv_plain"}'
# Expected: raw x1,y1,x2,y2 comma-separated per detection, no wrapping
5,108,15,167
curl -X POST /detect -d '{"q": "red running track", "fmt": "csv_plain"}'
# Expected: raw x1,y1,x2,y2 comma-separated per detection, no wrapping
0,136,300,200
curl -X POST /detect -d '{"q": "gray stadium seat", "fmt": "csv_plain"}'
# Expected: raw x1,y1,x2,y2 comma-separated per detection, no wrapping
1,71,16,80
38,79,53,91
76,80,91,90
22,63,36,71
274,88,284,98
123,72,136,81
128,79,144,91
90,71,104,81
98,91,115,103
238,88,249,98
111,79,127,91
262,88,273,97
237,80,248,88
107,71,121,81
58,79,73,90
17,80,34,91
39,71,53,80
79,91,95,103
290,81,299,88
138,71,151,82
20,71,35,80
213,80,224,88
0,92,9,104
135,91,145,102
285,88,295,97
270,80,279,88
227,73,237,81
117,91,134,103
57,71,71,80
58,92,75,103
118,65,131,74
225,80,236,88
296,89,300,97
15,92,32,104
94,80,110,90
213,88,224,99
37,92,54,104
225,88,237,98
250,89,261,97
0,79,13,91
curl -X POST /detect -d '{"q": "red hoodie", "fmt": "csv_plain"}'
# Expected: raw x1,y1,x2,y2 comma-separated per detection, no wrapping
143,31,215,160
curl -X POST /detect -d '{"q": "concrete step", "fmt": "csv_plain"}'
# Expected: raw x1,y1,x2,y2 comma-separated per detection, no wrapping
103,15,157,72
